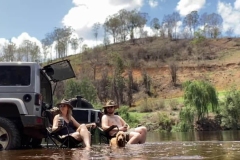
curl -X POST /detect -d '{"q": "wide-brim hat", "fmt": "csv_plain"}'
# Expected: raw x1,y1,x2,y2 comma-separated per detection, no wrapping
56,99,73,109
103,100,118,108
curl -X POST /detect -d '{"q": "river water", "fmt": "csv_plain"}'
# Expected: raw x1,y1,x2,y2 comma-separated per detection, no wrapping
1,130,240,159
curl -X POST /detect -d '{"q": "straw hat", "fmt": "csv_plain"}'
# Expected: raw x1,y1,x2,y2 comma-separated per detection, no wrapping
104,100,118,108
56,99,73,109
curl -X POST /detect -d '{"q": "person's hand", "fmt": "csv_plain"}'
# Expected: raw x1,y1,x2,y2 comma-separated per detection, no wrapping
58,119,63,128
120,126,127,132
91,123,96,128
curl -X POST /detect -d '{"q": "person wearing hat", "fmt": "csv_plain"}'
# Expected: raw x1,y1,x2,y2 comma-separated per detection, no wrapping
52,99,96,148
101,100,147,144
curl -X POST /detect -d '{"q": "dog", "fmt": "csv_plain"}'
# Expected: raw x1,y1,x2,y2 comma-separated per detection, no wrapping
110,131,126,148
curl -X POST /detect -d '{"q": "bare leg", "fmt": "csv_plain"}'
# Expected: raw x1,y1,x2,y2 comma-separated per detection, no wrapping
77,124,91,148
134,126,147,143
127,132,141,144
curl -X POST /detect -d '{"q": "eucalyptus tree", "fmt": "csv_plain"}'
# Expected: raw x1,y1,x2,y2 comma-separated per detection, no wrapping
171,12,181,39
104,14,121,43
69,36,81,54
183,11,199,37
117,9,129,42
92,22,101,45
162,12,181,39
29,43,41,62
23,40,32,62
162,14,173,39
150,17,160,36
200,12,223,38
126,10,148,41
45,26,73,59
41,36,52,61
207,13,223,38
183,80,218,121
2,42,16,62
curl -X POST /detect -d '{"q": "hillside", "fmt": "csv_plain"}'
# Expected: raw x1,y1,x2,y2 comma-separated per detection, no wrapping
66,37,240,104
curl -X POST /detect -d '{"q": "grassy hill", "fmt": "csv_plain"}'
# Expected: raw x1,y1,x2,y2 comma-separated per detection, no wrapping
65,37,240,102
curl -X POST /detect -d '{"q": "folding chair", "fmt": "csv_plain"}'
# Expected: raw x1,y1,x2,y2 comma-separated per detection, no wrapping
95,111,121,144
43,108,82,148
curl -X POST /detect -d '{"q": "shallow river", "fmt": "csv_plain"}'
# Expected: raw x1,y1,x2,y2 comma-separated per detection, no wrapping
1,130,240,160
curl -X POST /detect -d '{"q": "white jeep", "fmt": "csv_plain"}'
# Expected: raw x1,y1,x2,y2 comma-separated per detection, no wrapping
0,60,76,150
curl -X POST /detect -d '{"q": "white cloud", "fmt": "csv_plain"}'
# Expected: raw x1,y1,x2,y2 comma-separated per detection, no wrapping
62,0,143,46
176,0,206,16
148,0,158,8
217,1,240,35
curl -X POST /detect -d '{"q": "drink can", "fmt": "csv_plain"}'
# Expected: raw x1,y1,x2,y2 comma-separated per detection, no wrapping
58,116,64,126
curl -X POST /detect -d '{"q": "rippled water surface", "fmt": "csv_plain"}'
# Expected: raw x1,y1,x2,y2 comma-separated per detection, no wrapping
1,131,240,160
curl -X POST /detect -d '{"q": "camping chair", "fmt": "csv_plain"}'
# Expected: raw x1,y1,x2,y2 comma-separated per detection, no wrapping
96,111,121,144
43,108,82,148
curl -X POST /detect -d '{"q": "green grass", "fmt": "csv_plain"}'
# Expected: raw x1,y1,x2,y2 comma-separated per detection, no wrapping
128,112,149,121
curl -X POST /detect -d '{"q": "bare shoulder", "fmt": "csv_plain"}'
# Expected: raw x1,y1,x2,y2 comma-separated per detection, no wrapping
102,114,109,120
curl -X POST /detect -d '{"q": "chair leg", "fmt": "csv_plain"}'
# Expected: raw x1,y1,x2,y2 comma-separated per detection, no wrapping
47,135,60,148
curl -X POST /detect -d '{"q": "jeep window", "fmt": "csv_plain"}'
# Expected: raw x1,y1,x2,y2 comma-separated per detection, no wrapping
0,66,30,86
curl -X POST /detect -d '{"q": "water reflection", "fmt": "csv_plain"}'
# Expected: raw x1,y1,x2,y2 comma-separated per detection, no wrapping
1,131,240,159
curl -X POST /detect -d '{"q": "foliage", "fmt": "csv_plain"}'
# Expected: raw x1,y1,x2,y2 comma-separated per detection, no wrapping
117,106,139,127
157,112,174,132
183,80,218,121
64,78,97,103
220,87,240,129
138,98,153,113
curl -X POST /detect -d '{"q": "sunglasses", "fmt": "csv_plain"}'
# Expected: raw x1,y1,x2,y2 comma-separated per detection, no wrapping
106,106,115,109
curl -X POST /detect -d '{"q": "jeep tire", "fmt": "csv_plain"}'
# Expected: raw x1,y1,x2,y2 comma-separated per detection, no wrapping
0,117,21,150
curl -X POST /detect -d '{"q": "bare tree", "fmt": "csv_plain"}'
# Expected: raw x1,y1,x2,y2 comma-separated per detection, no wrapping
169,62,178,86
183,11,199,37
226,27,234,37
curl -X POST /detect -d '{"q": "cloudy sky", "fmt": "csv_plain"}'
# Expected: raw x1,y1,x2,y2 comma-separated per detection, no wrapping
0,0,240,56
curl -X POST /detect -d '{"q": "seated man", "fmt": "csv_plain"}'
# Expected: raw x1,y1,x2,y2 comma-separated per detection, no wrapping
101,100,147,144
52,99,96,148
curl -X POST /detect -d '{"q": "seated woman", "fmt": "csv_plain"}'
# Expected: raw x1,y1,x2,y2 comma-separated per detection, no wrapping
52,99,96,148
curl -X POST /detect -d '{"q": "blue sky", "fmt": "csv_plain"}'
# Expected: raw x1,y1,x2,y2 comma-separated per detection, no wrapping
0,0,239,56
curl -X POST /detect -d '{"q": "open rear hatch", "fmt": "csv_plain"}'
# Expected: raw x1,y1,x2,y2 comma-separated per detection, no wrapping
42,60,76,82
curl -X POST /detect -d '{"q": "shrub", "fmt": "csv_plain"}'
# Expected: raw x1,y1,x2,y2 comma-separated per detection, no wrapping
157,112,174,132
220,88,240,129
118,106,139,127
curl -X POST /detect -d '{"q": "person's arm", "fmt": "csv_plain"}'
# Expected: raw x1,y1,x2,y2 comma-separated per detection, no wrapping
118,116,129,131
52,114,60,131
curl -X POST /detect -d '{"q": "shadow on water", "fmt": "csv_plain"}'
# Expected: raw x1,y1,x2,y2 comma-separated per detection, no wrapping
1,130,240,160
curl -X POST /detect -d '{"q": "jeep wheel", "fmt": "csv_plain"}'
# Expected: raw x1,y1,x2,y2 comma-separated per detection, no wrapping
0,117,21,150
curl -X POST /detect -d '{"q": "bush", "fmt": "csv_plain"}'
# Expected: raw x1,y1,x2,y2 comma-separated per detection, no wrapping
220,88,240,129
138,98,153,113
118,106,139,127
157,112,174,132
